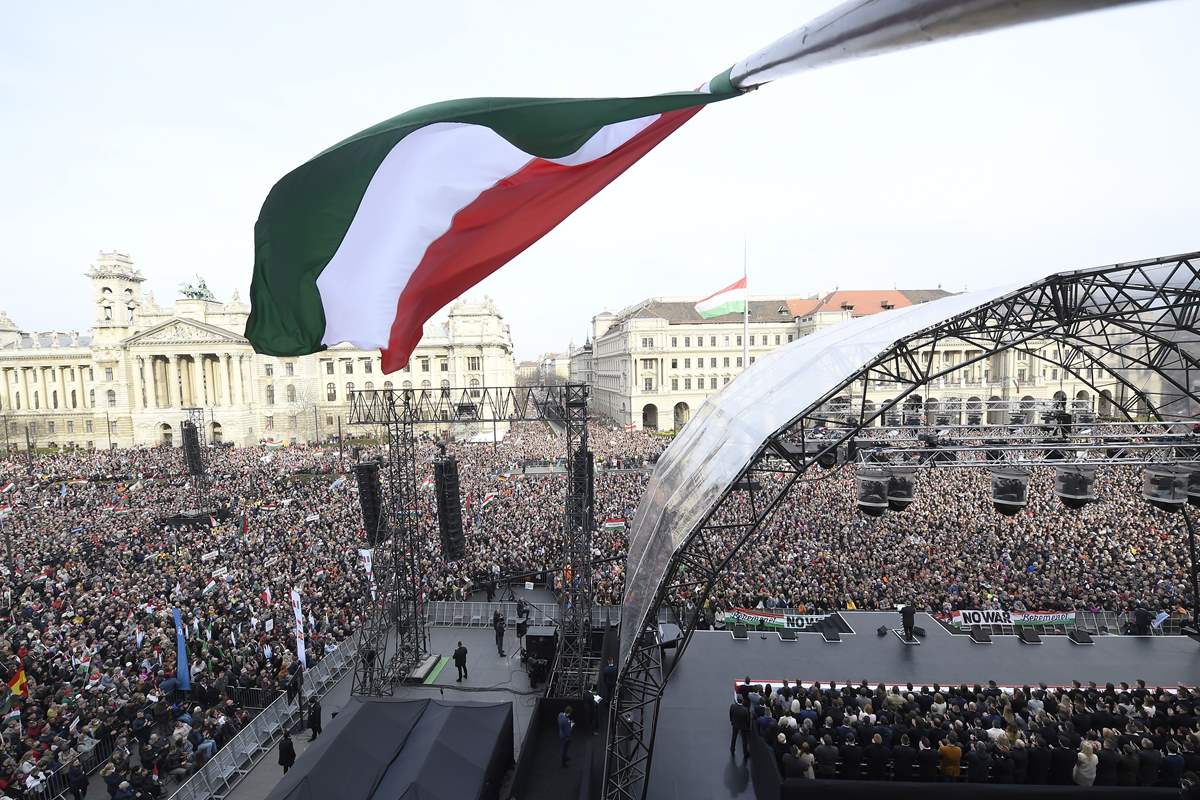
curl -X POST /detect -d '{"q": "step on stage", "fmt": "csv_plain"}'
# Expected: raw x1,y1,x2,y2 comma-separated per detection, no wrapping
649,612,1200,800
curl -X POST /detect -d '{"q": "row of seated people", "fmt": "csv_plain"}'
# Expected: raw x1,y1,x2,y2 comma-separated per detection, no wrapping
728,678,1200,789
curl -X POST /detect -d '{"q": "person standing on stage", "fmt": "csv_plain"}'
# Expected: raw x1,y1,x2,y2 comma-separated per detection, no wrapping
453,641,469,682
558,706,575,767
278,731,296,774
307,698,323,741
493,610,507,657
901,604,916,641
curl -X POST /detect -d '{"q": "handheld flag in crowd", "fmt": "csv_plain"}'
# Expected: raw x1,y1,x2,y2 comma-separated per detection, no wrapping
172,608,191,691
6,665,28,698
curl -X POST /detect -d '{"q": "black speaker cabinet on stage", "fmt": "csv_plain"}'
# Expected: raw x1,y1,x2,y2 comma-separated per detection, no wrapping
970,625,992,644
181,422,204,476
1068,629,1094,645
353,461,386,547
525,626,557,662
433,457,465,560
732,624,748,640
1018,628,1042,645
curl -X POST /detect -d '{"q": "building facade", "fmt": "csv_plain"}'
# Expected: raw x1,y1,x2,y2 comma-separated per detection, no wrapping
567,340,593,387
0,252,515,450
588,290,1108,431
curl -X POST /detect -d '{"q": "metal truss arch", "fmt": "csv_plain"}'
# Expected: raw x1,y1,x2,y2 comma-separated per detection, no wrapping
603,250,1200,800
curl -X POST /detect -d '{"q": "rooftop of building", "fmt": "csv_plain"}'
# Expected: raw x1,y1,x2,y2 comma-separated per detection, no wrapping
2,332,93,350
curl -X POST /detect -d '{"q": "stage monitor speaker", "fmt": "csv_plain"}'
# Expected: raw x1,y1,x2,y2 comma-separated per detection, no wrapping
970,625,992,644
732,624,748,640
779,628,797,641
353,461,386,547
525,626,557,662
434,457,465,560
877,626,888,637
821,627,841,643
1067,629,1093,645
912,625,927,638
181,421,204,476
1018,628,1042,645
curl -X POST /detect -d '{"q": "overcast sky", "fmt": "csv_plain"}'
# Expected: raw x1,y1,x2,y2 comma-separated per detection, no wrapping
3,0,1196,361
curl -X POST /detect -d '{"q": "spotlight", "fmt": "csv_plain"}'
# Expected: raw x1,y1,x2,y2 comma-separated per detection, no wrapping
991,466,1031,516
856,467,889,517
1054,465,1097,510
1142,465,1189,513
886,467,917,512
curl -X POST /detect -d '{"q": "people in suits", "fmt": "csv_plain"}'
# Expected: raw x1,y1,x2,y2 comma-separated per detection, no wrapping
493,610,507,657
307,698,322,741
839,733,864,779
901,605,917,641
891,734,916,781
278,731,296,774
917,737,941,781
452,641,469,682
558,706,574,767
814,735,840,779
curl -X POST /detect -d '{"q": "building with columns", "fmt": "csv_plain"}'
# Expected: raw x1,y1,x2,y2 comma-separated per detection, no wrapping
0,252,515,450
588,289,1109,432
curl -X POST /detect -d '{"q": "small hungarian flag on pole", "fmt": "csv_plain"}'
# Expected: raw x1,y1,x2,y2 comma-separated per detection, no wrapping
7,665,28,697
245,73,738,371
694,277,747,319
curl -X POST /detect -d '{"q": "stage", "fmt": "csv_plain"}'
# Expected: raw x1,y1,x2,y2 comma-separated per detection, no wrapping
646,612,1200,800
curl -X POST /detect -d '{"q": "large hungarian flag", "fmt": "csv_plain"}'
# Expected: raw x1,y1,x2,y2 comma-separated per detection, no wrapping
246,72,738,372
694,276,747,319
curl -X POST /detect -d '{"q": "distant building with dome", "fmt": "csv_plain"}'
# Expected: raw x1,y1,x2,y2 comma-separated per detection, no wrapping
0,251,515,450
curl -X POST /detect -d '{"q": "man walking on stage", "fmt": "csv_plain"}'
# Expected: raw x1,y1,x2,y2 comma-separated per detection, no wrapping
453,641,468,682
558,706,575,767
493,609,507,657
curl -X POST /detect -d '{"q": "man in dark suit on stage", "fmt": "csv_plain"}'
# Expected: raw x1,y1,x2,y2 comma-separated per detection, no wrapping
901,604,917,641
729,695,752,758
453,641,468,682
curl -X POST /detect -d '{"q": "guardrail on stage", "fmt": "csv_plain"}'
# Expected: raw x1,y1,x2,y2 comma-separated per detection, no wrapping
167,640,358,800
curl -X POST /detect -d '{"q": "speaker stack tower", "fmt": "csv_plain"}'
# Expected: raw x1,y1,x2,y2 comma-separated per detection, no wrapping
434,456,465,560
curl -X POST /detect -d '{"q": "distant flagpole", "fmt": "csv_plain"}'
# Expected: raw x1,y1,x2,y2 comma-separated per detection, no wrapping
742,237,749,373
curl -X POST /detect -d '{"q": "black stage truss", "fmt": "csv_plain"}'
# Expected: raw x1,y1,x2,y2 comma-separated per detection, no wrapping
347,384,594,699
603,251,1200,800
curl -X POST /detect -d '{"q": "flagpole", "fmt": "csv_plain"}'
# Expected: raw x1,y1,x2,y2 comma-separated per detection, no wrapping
742,237,749,374
728,0,1157,89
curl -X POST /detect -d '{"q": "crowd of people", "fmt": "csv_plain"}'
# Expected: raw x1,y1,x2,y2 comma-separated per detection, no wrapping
0,417,1196,797
730,677,1200,789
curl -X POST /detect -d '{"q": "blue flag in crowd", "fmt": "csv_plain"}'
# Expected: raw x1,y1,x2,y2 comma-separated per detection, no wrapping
172,608,191,691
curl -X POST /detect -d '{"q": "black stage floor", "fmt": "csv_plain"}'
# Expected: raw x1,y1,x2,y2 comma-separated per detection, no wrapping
646,612,1200,800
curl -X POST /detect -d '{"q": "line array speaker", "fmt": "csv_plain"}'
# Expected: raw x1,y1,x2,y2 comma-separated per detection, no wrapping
434,457,465,560
970,625,992,644
1067,629,1094,645
353,461,386,547
732,624,748,640
1018,628,1042,645
181,421,204,476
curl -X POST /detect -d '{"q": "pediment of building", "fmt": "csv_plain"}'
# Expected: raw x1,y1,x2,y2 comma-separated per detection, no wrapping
123,318,247,347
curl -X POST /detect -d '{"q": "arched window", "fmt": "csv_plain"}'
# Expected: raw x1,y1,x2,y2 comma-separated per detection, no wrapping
469,378,480,398
265,385,275,405
106,389,116,407
364,381,374,390
13,391,19,410
326,382,336,401
103,305,112,321
33,391,39,410
71,389,77,409
346,382,355,397
420,380,431,390
402,380,412,390
286,384,296,403
52,390,58,409
440,379,450,398
383,381,393,390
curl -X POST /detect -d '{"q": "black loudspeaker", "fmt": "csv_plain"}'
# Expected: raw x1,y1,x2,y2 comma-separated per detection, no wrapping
434,457,465,560
568,448,594,530
877,626,888,637
181,422,204,476
1068,629,1094,645
525,627,557,661
353,462,386,547
970,625,992,644
732,624,748,640
779,629,797,641
912,626,927,638
1018,628,1042,645
351,446,362,461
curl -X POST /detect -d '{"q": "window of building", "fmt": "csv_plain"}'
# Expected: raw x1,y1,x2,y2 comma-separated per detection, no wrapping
48,421,55,434
749,335,755,346
71,390,77,409
1017,369,1026,382
750,356,756,365
420,358,430,372
106,389,116,407
736,357,743,368
103,305,112,320
362,359,373,374
109,420,118,434
469,378,480,398
467,356,481,371
285,362,294,377
775,335,781,345
723,377,730,385
684,378,692,390
641,359,654,370
28,422,37,436
709,377,717,389
265,364,274,377
684,336,690,347
104,367,114,381
265,385,275,404
343,359,353,374
326,415,334,426
286,384,296,403
324,360,334,375
641,337,653,348
736,336,742,346
709,358,716,368
326,382,336,401
345,382,355,399
643,378,653,392
52,391,58,409
440,358,449,372
265,416,274,430
709,336,716,347
364,381,374,390
88,389,95,408
85,419,93,433
723,336,730,346
402,380,412,390
384,381,393,390
288,414,297,430
671,378,678,390
787,334,794,343
683,358,691,368
33,391,39,410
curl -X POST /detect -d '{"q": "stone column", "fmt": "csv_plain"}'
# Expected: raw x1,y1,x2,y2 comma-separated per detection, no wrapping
222,354,234,406
20,368,31,411
39,367,51,411
1,368,11,411
131,357,143,409
235,355,246,406
152,357,163,408
168,356,181,408
57,366,68,410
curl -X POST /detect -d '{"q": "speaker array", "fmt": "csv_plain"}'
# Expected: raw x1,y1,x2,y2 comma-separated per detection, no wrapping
353,461,386,547
181,421,205,476
434,457,465,560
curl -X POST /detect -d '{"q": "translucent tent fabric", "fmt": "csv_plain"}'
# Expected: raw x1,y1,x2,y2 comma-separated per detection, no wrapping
618,281,1027,666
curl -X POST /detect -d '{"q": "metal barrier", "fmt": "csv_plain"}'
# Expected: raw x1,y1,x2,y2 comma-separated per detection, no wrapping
166,641,357,800
425,601,669,629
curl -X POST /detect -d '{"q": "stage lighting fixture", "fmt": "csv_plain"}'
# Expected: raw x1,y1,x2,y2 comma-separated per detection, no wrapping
1186,467,1200,508
816,448,838,470
991,466,1031,516
886,467,917,512
1054,465,1097,510
856,467,889,517
1142,465,1189,513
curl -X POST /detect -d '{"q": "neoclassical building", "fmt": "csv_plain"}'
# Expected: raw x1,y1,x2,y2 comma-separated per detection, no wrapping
0,252,515,450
